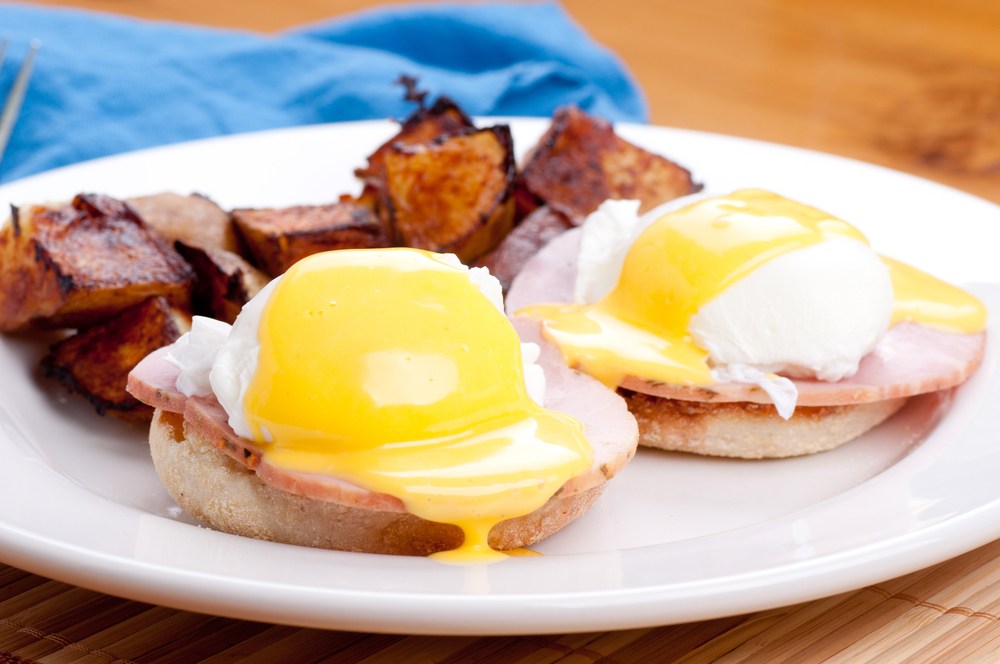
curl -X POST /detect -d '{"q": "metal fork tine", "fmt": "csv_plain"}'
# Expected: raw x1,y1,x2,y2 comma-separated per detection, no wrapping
0,39,40,168
0,36,9,71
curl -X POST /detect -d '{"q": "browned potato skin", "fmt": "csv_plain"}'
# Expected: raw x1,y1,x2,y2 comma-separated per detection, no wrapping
5,102,705,420
175,241,268,324
42,296,190,420
381,125,517,264
355,96,476,190
128,192,241,254
231,201,389,277
0,194,194,332
516,106,702,219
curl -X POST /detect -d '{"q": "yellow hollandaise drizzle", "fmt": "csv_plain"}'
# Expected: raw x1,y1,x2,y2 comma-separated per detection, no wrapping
519,189,987,389
884,256,987,333
243,249,592,563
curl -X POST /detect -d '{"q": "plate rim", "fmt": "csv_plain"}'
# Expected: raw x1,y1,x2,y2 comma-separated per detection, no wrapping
1,117,999,635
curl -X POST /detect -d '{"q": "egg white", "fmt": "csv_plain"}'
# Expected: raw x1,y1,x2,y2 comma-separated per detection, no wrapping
574,194,894,418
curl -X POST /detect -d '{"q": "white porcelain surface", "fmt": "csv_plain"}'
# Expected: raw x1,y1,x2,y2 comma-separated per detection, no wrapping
0,120,998,635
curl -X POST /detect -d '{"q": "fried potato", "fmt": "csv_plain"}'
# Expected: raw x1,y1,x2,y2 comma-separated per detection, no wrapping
475,205,575,292
42,296,190,420
355,96,476,191
231,201,388,277
517,106,702,218
128,192,240,254
175,241,268,324
0,194,194,331
380,126,517,263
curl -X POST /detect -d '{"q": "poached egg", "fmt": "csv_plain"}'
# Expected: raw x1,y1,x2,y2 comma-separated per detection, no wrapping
519,189,987,418
168,248,593,562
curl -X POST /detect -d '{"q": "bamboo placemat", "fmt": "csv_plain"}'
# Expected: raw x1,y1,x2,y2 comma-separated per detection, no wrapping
4,538,1000,663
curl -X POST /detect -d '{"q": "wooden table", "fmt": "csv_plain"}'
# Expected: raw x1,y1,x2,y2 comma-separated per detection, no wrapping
26,0,1000,207
5,1,1000,662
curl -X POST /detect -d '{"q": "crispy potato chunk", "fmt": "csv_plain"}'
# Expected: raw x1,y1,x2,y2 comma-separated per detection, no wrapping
128,192,240,254
231,201,388,277
175,241,268,324
381,126,516,263
475,206,575,292
517,106,701,218
0,194,193,331
42,296,190,419
355,96,476,190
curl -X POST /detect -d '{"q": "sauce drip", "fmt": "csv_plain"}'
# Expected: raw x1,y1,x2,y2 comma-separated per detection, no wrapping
245,249,592,562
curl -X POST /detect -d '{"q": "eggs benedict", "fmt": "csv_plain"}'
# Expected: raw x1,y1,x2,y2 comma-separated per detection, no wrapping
509,189,987,458
127,248,638,559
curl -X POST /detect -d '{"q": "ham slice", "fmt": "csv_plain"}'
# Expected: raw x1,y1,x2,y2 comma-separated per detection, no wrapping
505,227,582,314
475,206,576,292
125,346,187,413
506,227,987,406
126,329,638,505
513,317,637,493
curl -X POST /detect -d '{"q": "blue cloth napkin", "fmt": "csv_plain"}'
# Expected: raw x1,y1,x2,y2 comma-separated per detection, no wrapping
0,2,647,183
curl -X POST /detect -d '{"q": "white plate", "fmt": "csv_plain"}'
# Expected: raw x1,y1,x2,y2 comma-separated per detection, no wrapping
1,120,998,636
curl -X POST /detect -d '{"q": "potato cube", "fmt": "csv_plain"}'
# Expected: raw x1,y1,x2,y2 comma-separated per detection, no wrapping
0,194,193,331
175,241,268,324
355,96,476,190
381,126,516,263
128,192,240,254
231,201,388,277
517,106,701,219
42,296,190,419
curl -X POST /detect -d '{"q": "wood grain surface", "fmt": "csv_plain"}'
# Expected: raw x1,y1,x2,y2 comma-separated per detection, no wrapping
4,538,1000,661
7,1,1000,662
27,0,1000,204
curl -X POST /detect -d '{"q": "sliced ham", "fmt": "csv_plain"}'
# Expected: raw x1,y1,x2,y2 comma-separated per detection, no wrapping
125,346,187,413
185,395,409,511
475,206,576,292
512,317,637,493
126,326,638,506
505,227,582,315
128,351,411,510
506,227,987,406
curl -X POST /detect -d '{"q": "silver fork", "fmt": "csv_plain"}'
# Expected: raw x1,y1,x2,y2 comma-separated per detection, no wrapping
0,37,41,168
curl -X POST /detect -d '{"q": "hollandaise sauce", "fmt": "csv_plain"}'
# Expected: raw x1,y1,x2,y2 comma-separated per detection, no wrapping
885,256,987,333
243,249,592,563
520,189,986,388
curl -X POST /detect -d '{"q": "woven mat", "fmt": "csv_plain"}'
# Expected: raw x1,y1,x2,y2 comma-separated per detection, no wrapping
4,538,1000,663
